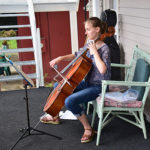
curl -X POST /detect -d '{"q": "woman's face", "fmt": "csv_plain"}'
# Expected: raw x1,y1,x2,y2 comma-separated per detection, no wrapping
85,21,100,40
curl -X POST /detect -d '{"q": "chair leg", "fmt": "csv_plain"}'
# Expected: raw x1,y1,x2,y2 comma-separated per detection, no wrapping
96,112,103,146
87,102,91,115
91,107,96,127
135,112,138,123
139,111,147,139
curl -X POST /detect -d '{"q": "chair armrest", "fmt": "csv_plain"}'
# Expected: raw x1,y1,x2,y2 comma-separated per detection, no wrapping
102,80,150,87
111,63,130,68
111,63,130,77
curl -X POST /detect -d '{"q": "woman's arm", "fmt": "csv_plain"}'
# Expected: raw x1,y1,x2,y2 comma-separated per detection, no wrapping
49,54,75,67
93,51,107,74
87,42,107,74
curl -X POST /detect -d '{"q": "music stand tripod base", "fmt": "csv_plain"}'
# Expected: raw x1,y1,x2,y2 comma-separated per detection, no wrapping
10,84,62,150
5,57,62,150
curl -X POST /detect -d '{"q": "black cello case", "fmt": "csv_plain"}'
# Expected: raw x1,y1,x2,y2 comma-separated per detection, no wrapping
100,9,121,80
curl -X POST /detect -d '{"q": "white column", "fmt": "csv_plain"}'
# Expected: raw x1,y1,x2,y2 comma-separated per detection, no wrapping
92,0,100,17
69,11,79,54
103,0,110,10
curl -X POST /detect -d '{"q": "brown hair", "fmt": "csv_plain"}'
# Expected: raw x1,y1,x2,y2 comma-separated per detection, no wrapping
85,17,107,35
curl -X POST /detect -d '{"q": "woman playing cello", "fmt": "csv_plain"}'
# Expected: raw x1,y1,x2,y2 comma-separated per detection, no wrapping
40,17,111,143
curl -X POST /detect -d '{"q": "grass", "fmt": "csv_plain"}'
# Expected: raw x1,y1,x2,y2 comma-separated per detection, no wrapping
0,40,18,56
0,30,17,50
0,40,17,49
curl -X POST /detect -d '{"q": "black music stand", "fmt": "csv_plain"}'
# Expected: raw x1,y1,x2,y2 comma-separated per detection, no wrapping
5,57,62,150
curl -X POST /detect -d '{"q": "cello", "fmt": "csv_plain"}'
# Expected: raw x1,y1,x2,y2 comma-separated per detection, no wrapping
43,27,115,117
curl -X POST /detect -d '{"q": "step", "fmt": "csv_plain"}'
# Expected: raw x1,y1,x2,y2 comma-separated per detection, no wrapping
0,48,34,53
0,14,29,17
0,60,36,67
0,73,37,82
0,24,31,29
0,36,32,41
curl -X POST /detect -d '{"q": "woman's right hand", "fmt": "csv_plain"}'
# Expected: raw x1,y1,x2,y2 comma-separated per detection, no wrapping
49,54,75,68
49,56,62,68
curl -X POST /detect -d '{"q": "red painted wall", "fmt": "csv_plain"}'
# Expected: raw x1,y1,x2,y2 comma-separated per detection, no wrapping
18,0,88,83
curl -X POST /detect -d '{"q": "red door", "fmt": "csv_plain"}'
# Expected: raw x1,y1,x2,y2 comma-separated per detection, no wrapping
18,0,88,83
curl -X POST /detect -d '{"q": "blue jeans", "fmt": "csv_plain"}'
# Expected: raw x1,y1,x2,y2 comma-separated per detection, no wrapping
54,81,102,117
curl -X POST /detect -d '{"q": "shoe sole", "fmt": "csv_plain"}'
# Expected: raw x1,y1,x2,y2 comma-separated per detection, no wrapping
81,130,96,143
40,120,60,125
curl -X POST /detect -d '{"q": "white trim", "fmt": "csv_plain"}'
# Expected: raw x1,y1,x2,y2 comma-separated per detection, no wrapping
69,11,79,54
116,0,119,44
37,28,44,87
1,0,79,5
0,0,80,13
28,0,40,88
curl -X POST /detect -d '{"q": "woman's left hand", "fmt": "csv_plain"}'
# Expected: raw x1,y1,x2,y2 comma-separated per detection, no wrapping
87,41,97,55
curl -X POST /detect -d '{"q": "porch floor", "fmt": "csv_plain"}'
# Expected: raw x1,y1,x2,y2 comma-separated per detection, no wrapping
0,87,150,150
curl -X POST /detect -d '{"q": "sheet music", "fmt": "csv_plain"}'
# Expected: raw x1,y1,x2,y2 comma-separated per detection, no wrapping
5,56,34,87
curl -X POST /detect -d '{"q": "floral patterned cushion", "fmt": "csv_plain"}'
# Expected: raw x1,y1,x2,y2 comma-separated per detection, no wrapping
96,96,142,108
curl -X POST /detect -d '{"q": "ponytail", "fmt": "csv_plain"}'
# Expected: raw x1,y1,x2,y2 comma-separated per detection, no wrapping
100,21,107,34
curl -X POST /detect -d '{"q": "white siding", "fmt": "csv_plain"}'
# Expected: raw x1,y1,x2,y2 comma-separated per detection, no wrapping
118,0,150,63
118,0,150,122
119,0,150,9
